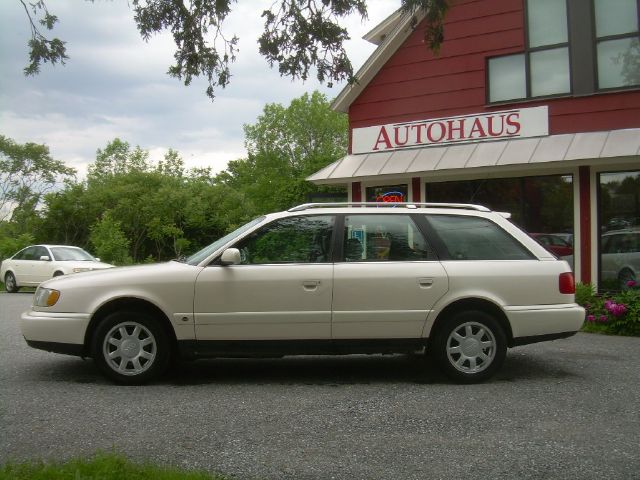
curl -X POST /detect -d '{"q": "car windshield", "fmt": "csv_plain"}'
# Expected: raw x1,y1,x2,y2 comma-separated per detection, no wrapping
50,247,96,261
185,216,266,266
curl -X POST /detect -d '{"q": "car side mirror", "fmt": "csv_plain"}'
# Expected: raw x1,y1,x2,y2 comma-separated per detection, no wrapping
95,258,101,262
220,248,241,266
39,255,51,261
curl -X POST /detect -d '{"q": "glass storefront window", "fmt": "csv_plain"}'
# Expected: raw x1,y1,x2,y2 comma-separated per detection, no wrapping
598,171,640,290
425,175,574,262
365,185,408,203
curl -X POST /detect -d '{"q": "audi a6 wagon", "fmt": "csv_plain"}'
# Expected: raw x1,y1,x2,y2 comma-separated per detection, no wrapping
20,203,585,384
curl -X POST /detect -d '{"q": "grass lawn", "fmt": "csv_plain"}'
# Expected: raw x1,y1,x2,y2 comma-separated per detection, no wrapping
0,453,231,480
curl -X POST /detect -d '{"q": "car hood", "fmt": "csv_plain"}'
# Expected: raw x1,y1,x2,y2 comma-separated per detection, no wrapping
38,261,197,290
59,260,114,270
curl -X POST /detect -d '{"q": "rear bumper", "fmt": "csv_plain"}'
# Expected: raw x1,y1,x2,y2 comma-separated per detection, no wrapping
505,303,585,339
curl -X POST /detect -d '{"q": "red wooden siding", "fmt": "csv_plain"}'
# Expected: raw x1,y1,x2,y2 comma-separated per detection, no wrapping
348,0,640,138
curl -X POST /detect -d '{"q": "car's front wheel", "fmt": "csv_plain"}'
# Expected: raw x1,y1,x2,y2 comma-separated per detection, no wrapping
92,311,171,385
4,272,19,293
430,310,507,383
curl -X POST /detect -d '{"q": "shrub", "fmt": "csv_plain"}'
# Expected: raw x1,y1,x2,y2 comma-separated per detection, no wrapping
578,282,640,336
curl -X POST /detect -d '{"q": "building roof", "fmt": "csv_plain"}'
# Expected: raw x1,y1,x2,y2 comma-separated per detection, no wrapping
307,128,640,184
331,8,425,113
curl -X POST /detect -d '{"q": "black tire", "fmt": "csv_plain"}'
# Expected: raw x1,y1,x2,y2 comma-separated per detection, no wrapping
618,269,636,290
92,310,171,385
53,271,64,277
429,310,507,383
4,272,19,293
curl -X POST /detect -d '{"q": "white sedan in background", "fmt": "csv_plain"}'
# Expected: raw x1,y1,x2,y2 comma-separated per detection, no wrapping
1,245,113,292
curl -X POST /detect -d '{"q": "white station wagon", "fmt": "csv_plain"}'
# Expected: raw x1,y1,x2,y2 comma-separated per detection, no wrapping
20,203,585,384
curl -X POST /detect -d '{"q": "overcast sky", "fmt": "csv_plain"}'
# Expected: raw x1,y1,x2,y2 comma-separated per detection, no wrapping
0,0,397,177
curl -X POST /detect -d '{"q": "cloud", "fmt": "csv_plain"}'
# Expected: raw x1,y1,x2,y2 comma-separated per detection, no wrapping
0,0,396,179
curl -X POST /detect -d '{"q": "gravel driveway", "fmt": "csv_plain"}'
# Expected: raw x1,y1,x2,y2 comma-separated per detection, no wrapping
1,292,639,479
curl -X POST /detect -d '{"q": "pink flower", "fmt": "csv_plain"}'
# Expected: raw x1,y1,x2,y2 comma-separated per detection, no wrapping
627,280,637,288
599,315,608,323
587,314,596,322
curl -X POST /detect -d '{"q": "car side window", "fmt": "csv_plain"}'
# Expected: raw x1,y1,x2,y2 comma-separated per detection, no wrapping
426,215,534,260
19,247,38,261
234,215,334,265
34,246,49,260
12,248,28,260
343,215,435,262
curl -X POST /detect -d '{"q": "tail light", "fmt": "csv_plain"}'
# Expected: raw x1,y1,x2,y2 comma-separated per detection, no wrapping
559,272,576,294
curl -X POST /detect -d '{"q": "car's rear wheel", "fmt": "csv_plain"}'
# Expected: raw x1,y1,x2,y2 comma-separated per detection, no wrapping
618,268,636,289
430,310,506,383
4,272,19,293
92,311,170,385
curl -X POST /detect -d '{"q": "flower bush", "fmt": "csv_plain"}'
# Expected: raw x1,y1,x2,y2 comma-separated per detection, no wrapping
577,282,640,336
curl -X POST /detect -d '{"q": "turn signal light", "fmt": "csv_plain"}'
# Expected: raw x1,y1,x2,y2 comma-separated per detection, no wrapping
559,272,575,294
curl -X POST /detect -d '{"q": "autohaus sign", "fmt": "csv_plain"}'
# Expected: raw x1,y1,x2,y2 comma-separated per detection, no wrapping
351,106,549,155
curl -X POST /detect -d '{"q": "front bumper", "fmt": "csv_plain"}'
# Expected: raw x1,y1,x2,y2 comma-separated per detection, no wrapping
20,309,90,346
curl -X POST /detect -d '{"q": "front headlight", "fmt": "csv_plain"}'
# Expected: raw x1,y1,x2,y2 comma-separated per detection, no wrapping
34,287,61,307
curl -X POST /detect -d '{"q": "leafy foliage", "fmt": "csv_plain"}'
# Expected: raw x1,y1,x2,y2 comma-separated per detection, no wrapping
4,92,346,264
217,91,347,213
19,0,68,75
0,134,75,223
90,212,133,265
578,283,640,336
259,0,367,87
19,0,451,100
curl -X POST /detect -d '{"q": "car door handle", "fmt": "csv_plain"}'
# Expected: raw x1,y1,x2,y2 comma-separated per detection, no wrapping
418,277,434,288
302,280,321,291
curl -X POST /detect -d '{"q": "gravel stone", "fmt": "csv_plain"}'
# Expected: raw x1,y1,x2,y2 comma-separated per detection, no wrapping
1,293,639,479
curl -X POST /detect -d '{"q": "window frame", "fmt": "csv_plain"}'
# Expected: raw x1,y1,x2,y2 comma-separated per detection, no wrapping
487,0,640,104
230,214,337,266
592,0,640,91
339,213,438,263
487,0,572,103
419,213,537,261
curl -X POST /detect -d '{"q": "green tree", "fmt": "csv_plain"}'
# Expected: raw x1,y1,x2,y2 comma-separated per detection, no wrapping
0,134,75,225
39,139,254,263
89,212,132,265
20,0,450,100
217,91,347,213
0,227,34,262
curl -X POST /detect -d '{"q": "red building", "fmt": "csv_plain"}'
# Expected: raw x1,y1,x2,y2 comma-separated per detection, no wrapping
309,0,640,291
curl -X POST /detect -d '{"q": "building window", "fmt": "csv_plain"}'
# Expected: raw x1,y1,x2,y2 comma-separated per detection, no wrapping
488,0,640,103
598,170,640,291
425,175,574,264
365,184,408,203
488,0,570,102
594,0,640,89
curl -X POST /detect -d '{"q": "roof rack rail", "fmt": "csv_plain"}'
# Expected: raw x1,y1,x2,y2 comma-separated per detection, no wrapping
288,202,491,212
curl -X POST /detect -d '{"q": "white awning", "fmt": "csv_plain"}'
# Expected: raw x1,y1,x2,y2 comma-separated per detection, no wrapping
308,128,640,184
